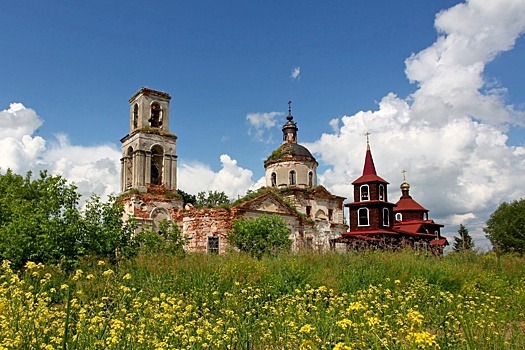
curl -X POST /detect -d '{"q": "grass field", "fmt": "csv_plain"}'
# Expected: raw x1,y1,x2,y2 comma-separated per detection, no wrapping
1,250,524,349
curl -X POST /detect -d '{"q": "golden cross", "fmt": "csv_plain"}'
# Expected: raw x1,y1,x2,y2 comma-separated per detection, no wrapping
402,170,407,182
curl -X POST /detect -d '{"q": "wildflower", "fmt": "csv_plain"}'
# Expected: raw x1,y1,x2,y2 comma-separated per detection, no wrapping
97,260,105,266
102,269,114,277
123,273,132,280
333,343,352,350
300,324,315,334
25,261,38,270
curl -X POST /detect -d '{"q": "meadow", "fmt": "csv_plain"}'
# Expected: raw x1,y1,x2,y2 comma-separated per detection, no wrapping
1,250,524,349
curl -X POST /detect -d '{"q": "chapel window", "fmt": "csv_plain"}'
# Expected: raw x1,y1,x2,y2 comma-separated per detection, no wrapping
328,209,333,221
289,170,296,185
383,208,390,227
358,207,369,226
360,185,369,201
271,172,277,187
308,171,313,187
379,184,385,201
395,213,403,221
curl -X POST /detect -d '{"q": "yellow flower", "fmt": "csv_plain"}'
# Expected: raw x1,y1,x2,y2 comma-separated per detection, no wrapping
25,261,38,270
333,342,352,350
299,324,315,334
122,273,132,280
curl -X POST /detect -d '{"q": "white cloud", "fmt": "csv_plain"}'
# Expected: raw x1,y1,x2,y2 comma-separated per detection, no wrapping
178,154,257,200
246,111,284,142
305,0,525,247
0,104,121,203
290,66,301,80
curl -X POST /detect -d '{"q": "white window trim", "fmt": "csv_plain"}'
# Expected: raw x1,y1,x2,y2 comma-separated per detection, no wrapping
360,184,370,201
379,184,385,201
383,208,389,227
357,207,369,227
395,213,402,221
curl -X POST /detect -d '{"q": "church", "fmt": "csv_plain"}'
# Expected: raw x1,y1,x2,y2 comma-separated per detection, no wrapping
119,87,447,254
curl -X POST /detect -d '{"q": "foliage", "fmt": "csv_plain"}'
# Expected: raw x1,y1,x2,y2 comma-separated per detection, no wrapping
229,214,292,259
484,198,525,255
195,190,230,208
177,189,197,206
453,224,475,252
0,170,82,269
0,170,139,270
80,195,139,264
2,251,525,349
138,220,186,255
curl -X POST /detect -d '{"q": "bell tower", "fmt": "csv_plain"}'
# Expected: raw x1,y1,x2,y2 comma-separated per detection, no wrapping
120,87,177,193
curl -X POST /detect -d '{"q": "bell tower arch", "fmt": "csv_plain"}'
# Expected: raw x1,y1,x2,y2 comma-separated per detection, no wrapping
120,87,177,193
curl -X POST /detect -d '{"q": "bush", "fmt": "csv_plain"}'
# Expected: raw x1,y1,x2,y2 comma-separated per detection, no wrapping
228,214,292,259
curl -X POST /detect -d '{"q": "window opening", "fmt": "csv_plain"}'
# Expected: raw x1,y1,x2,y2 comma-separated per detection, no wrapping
379,184,384,201
358,208,369,226
360,185,369,201
383,208,389,227
149,102,162,128
271,172,277,187
208,237,219,254
308,171,313,187
289,170,296,185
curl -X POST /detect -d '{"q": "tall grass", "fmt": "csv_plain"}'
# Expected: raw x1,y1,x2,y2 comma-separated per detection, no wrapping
1,251,524,349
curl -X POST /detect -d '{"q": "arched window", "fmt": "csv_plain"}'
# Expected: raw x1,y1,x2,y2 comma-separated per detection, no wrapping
125,147,133,189
358,207,369,226
383,208,390,227
289,170,296,185
133,104,139,129
395,213,402,221
308,171,313,187
150,145,164,185
149,102,162,128
379,184,385,201
360,185,369,201
271,172,277,187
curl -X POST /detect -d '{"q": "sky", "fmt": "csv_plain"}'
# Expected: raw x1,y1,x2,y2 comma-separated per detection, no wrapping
1,0,525,249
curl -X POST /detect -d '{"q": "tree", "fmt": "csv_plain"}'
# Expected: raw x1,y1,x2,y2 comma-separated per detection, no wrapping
137,220,186,255
484,199,525,255
0,170,83,268
177,189,197,206
453,224,475,252
196,190,230,208
228,214,292,259
0,170,140,269
80,195,139,263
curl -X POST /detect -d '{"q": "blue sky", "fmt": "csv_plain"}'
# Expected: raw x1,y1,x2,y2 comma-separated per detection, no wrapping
1,0,525,248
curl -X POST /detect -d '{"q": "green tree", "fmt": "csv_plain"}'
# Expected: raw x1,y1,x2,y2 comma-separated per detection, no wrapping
0,170,140,269
0,170,82,268
177,189,197,206
484,199,525,255
453,224,475,252
228,214,292,259
80,195,139,264
196,190,230,208
138,220,186,255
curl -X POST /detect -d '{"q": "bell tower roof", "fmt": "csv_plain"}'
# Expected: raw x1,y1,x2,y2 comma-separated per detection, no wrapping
352,135,388,185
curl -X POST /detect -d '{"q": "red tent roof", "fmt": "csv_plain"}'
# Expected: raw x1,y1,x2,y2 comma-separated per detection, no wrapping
352,147,389,184
395,197,428,212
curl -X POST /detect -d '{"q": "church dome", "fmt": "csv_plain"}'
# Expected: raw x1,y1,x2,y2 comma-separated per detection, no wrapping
264,142,316,167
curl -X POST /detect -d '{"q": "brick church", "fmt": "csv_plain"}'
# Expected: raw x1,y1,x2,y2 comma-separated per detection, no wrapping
119,87,447,254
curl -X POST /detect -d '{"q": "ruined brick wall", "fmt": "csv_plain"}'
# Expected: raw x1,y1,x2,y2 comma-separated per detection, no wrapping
182,208,238,254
